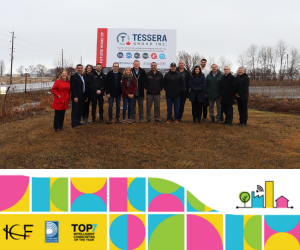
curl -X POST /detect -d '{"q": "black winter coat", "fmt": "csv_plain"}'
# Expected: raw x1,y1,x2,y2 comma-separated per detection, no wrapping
220,73,236,105
106,70,122,96
176,67,191,97
132,67,146,97
236,73,250,101
189,75,206,103
70,73,85,101
90,70,106,94
163,71,185,98
145,70,163,95
83,73,91,98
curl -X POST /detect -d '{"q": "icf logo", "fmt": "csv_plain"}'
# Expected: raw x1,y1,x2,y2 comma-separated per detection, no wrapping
4,224,33,240
151,53,157,59
126,52,132,59
159,53,166,59
117,52,124,58
45,221,59,243
116,32,131,45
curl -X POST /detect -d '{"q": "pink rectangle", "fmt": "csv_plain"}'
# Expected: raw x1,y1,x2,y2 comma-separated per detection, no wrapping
109,178,128,212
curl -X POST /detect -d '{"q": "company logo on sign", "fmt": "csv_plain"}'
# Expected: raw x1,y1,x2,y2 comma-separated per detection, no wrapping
45,221,59,243
71,224,97,242
117,33,131,45
117,52,124,58
126,52,132,59
159,53,166,59
4,224,33,240
134,53,140,59
142,53,149,59
151,53,158,59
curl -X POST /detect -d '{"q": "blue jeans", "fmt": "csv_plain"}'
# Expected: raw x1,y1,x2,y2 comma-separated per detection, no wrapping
108,95,121,119
166,97,180,120
179,90,187,119
123,97,134,120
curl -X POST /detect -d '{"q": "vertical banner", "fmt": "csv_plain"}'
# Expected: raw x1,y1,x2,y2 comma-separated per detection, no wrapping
96,28,177,69
96,28,108,67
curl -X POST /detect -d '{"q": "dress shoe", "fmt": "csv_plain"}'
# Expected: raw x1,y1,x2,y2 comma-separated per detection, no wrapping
155,119,161,123
55,129,60,132
59,128,65,131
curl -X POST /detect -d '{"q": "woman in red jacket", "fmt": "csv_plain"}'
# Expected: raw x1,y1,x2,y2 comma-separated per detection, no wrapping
51,70,70,132
120,67,137,124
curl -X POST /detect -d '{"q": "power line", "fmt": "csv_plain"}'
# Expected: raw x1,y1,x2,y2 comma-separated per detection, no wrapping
16,36,61,52
14,42,61,56
0,28,11,33
0,33,12,37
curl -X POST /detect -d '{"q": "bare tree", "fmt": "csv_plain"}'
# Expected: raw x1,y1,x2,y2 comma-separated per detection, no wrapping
275,39,288,81
16,65,24,76
245,44,258,80
218,55,232,73
36,64,47,77
287,47,300,80
29,65,37,73
53,57,75,79
0,60,5,76
177,50,203,72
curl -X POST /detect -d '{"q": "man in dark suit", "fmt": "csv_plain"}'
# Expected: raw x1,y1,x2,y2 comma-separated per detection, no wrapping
106,62,122,124
220,66,236,126
70,64,87,128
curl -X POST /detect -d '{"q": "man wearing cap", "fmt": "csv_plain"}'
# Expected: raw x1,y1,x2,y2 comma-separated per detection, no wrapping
163,62,185,123
176,60,190,121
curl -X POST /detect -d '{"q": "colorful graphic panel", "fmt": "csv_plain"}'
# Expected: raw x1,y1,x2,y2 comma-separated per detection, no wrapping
32,177,68,212
0,175,29,212
226,214,262,250
187,214,223,250
109,178,145,212
71,178,107,212
148,178,184,212
109,214,146,250
148,214,184,250
0,214,107,249
264,215,300,250
186,190,218,212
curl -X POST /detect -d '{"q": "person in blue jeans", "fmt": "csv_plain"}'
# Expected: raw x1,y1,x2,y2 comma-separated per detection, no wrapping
120,67,137,124
106,63,123,124
163,62,185,123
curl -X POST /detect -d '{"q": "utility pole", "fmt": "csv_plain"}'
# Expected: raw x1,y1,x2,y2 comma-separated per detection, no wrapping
81,56,82,65
62,49,64,69
10,31,15,85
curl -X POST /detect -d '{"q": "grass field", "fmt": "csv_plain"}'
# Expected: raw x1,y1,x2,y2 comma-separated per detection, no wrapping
1,96,300,169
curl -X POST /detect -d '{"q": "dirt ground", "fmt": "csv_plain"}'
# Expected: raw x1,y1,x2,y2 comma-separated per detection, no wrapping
1,97,300,169
0,76,53,84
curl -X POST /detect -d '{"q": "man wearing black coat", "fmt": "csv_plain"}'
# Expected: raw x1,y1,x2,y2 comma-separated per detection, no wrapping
145,62,163,122
163,62,185,123
90,63,106,123
176,60,191,121
70,64,87,128
106,62,122,124
131,60,146,122
220,66,236,126
236,67,250,126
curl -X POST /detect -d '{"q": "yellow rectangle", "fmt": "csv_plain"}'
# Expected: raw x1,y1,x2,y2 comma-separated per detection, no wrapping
265,181,274,208
0,214,107,249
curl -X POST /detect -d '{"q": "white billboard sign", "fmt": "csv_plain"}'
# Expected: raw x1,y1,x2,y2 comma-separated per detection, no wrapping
96,28,176,69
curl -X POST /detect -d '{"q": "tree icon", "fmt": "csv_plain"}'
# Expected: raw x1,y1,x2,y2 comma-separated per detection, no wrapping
239,192,251,207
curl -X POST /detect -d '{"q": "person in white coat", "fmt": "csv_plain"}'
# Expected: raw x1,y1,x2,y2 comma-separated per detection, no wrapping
201,59,210,121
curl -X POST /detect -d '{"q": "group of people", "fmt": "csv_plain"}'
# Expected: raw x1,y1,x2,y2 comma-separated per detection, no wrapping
51,59,250,132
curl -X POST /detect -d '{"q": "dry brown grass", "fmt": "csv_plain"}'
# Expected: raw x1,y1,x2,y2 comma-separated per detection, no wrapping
1,94,300,169
250,80,300,86
0,76,53,84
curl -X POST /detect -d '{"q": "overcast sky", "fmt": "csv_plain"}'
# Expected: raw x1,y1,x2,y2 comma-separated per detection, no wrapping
1,0,299,73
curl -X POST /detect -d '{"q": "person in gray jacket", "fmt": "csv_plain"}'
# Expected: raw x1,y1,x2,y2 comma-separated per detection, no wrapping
145,62,163,122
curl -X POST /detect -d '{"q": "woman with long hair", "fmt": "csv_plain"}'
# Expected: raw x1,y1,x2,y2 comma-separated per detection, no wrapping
120,67,137,124
82,64,93,124
51,70,70,132
189,66,206,123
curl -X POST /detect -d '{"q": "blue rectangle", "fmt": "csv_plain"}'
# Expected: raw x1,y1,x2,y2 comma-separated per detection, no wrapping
226,214,244,250
45,221,59,243
32,177,50,212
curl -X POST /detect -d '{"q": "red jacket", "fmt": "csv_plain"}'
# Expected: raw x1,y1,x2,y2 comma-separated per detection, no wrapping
120,76,137,98
51,79,70,110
